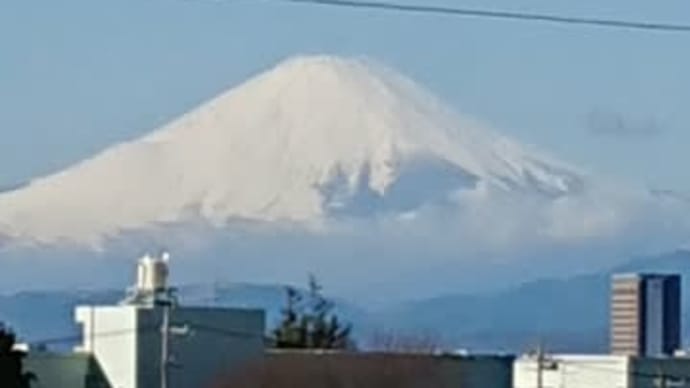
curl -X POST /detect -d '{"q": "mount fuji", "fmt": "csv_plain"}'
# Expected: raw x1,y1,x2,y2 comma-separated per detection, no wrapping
0,56,590,246
1,55,688,301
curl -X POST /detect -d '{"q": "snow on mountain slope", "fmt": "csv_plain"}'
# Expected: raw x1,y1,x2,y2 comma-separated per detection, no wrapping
0,56,586,246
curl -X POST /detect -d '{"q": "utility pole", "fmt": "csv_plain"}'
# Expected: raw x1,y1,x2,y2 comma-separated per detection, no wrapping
536,342,544,388
158,287,178,388
158,287,188,388
160,296,172,388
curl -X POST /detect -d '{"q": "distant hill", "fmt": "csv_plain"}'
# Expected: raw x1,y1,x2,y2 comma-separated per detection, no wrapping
377,250,690,352
2,250,690,353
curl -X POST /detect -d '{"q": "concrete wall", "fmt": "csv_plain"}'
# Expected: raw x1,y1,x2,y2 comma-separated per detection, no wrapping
257,351,514,388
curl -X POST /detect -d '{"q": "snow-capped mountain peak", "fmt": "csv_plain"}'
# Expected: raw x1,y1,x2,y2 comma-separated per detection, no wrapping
0,55,584,246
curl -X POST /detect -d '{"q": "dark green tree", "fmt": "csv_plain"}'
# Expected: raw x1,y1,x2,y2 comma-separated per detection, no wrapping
272,275,352,350
0,324,35,388
273,286,307,349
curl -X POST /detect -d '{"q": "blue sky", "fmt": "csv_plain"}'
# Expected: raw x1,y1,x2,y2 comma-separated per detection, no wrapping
2,0,689,191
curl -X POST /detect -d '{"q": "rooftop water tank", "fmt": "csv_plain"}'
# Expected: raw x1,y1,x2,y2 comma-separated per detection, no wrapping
136,252,170,292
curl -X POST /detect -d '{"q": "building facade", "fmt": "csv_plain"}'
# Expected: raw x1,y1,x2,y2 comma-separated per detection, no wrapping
610,273,681,357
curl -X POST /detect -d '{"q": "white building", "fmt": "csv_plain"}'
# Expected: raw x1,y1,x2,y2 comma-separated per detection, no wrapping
74,252,265,388
514,353,690,388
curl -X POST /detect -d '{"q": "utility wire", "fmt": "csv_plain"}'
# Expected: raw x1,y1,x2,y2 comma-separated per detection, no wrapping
270,0,690,33
27,326,160,346
25,324,262,347
192,323,266,340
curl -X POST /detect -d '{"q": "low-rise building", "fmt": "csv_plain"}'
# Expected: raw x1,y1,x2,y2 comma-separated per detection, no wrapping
71,252,265,388
514,353,690,388
74,304,264,388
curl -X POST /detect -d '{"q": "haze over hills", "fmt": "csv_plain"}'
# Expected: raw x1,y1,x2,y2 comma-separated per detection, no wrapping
382,250,690,352
4,250,690,353
0,55,688,302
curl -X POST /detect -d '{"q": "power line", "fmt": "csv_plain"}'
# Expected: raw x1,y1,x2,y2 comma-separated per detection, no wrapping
27,326,160,346
25,323,263,348
270,0,690,33
193,323,268,341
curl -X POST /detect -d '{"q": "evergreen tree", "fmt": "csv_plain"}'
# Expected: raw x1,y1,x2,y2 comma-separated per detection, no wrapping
273,286,307,348
0,324,35,388
273,275,352,350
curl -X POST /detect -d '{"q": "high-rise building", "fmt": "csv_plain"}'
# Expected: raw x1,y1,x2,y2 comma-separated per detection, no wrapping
610,273,681,356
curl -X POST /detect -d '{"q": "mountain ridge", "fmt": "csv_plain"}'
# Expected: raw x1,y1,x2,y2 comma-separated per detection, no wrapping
379,249,690,351
5,250,690,352
0,55,585,247
3,250,690,352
